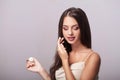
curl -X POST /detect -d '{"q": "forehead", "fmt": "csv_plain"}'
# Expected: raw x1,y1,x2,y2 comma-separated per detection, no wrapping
63,16,78,26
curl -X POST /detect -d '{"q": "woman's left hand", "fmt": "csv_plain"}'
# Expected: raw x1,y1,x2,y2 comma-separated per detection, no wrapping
57,37,68,61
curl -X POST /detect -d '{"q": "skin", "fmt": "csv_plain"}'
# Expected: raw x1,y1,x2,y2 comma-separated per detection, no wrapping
26,16,101,80
26,57,51,80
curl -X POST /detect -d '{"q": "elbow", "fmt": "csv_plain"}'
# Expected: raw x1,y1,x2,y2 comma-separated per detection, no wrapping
80,77,96,80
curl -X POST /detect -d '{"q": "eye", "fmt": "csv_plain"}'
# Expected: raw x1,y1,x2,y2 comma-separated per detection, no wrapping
73,25,79,30
63,26,68,30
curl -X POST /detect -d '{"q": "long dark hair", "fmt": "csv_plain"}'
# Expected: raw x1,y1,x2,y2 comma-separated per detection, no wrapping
50,7,91,80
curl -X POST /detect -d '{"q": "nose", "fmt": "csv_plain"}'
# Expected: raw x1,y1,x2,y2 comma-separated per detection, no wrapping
68,29,73,35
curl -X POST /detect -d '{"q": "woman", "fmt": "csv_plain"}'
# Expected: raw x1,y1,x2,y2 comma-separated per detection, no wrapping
26,7,101,80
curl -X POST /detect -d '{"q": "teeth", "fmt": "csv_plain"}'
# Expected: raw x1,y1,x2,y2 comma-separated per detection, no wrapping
68,37,75,41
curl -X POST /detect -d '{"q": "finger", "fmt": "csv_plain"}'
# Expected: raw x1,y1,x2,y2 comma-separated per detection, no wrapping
26,58,35,68
26,62,31,68
29,63,35,68
60,43,66,50
26,62,35,68
60,37,64,44
57,43,65,52
58,37,61,44
61,40,64,44
27,67,33,71
61,37,64,41
58,37,65,46
26,60,30,68
26,63,31,68
60,37,65,43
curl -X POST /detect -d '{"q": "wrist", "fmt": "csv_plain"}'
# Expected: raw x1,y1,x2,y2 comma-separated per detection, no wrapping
62,59,69,65
38,68,51,80
38,67,44,74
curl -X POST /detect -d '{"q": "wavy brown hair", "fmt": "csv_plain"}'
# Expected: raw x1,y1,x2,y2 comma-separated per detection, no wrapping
50,7,91,80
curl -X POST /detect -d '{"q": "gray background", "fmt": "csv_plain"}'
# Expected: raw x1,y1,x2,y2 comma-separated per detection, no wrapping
0,0,120,80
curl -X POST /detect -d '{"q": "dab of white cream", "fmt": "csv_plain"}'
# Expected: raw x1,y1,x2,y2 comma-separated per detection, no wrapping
29,57,34,62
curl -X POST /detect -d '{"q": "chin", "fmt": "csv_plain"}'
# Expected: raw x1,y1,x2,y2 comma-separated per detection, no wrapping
67,41,76,45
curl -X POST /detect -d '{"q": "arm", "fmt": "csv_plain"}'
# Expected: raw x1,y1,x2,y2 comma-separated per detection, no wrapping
38,68,51,80
62,59,75,80
26,57,51,80
57,37,75,80
80,53,101,80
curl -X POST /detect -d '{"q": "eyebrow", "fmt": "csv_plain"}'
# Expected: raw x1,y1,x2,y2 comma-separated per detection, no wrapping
63,24,78,27
72,24,79,27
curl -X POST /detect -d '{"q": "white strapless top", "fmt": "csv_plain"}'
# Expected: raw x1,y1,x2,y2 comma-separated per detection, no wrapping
55,61,85,80
55,50,98,80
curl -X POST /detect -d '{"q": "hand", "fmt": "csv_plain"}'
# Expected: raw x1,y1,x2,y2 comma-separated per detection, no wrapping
57,37,68,61
26,57,43,73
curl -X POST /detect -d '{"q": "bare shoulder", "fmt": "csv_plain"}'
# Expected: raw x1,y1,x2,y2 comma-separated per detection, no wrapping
82,51,101,80
91,52,100,59
87,51,101,64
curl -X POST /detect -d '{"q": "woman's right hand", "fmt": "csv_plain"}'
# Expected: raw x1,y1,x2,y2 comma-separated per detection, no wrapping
26,57,43,73
57,37,68,61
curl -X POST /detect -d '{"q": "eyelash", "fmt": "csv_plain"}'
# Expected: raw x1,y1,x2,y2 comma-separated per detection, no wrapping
62,26,79,30
73,26,79,30
63,27,68,30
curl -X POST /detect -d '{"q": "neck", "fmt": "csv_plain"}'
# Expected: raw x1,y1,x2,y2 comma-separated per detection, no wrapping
71,42,87,53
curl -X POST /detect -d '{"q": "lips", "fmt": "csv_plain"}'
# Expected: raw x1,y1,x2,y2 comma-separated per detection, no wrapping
67,37,75,41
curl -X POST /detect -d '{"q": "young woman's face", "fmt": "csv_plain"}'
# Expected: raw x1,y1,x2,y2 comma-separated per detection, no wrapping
62,16,80,45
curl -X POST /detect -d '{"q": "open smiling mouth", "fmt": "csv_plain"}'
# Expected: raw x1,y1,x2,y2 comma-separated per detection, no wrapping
67,37,75,41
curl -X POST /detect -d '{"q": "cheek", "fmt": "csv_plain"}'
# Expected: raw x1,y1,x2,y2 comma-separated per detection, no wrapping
62,31,68,39
63,32,66,37
75,31,80,37
62,30,66,36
